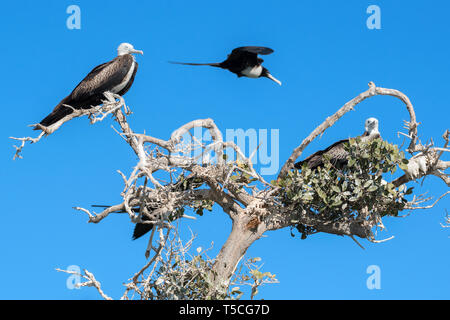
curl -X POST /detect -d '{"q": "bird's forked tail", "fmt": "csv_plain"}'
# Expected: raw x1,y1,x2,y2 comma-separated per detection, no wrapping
169,61,222,67
34,101,73,130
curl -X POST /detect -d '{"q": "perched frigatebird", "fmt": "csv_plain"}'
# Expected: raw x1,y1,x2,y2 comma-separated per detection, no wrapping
295,118,381,170
36,43,143,129
92,176,203,240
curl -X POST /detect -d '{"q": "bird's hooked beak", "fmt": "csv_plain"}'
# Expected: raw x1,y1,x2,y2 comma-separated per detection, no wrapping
132,49,144,55
265,73,282,86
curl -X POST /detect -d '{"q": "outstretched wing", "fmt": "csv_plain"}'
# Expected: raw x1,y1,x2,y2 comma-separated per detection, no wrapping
224,46,273,73
232,46,274,55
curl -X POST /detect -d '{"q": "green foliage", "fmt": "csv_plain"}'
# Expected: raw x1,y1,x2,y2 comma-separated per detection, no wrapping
278,138,412,238
230,257,279,300
229,159,258,185
151,249,277,300
174,174,214,217
191,199,214,216
151,249,226,300
176,173,204,191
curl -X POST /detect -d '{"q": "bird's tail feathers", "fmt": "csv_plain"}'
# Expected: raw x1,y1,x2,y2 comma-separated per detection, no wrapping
91,205,154,240
132,222,154,240
169,61,222,67
35,101,72,130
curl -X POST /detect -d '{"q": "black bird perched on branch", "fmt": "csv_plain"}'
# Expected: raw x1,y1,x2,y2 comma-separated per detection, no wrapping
294,118,381,170
91,205,158,240
35,43,143,129
92,175,203,240
170,46,282,85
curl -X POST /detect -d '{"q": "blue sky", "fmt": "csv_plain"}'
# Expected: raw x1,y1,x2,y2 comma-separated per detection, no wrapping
1,0,449,299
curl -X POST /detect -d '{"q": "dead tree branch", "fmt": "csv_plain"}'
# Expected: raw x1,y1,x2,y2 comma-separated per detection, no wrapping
278,82,419,178
55,268,112,300
14,83,448,299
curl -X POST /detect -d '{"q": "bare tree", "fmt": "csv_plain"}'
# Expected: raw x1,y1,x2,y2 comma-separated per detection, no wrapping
12,82,449,299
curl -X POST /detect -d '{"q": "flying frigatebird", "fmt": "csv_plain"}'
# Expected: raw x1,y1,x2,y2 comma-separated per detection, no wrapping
170,46,282,85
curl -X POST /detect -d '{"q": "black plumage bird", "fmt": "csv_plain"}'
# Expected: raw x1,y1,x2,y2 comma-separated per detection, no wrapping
170,46,282,85
295,118,381,170
92,175,203,240
132,213,154,240
91,205,156,240
36,43,143,129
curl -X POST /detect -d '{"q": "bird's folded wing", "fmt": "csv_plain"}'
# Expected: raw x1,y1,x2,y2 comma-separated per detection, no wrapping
70,55,133,101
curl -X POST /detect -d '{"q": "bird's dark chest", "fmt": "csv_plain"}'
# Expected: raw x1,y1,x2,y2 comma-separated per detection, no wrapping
225,56,263,76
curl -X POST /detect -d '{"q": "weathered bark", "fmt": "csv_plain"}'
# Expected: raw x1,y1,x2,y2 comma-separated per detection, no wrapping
209,214,265,295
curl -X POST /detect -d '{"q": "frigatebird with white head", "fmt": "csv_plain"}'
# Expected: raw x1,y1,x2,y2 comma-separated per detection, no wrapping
36,43,143,129
170,46,282,85
295,117,381,170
